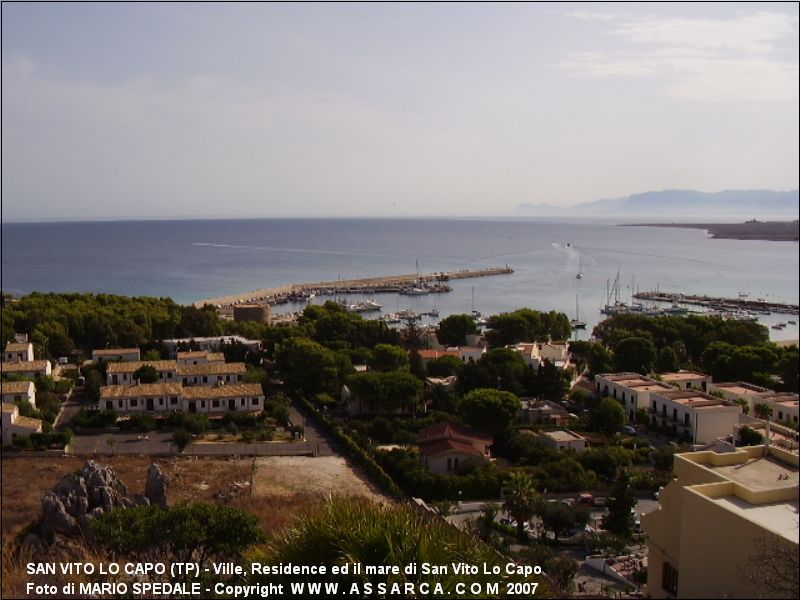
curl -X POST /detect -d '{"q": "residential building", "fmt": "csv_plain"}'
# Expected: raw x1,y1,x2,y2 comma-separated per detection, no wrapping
417,422,493,474
106,360,178,386
161,336,261,357
642,445,798,598
178,362,246,387
1,402,43,444
762,393,799,427
1,360,52,378
4,341,34,363
91,348,141,363
709,382,773,412
657,371,711,392
99,382,264,415
518,399,570,426
511,341,570,371
650,389,741,444
418,346,486,364
1,380,36,409
595,373,676,422
176,350,225,365
538,429,587,452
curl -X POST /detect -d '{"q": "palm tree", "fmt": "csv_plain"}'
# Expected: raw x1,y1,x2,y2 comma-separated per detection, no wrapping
753,402,773,420
503,471,540,540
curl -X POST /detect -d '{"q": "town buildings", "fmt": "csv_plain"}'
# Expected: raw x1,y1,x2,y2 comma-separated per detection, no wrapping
649,389,740,444
643,445,798,598
595,373,676,422
417,421,493,474
537,429,587,452
91,348,141,362
1,402,42,445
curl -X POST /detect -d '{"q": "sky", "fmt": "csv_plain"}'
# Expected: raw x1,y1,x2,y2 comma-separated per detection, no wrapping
2,2,798,221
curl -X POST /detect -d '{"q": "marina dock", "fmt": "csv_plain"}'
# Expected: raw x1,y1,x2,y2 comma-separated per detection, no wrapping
633,291,799,316
194,266,514,308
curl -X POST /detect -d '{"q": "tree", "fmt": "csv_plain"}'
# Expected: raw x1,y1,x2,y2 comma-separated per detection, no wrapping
547,556,579,595
738,426,764,446
587,344,614,375
437,314,477,347
739,532,799,598
460,389,521,437
655,346,680,373
367,344,410,372
248,497,542,596
426,355,464,377
753,402,773,420
503,471,540,540
93,502,264,570
614,336,657,374
589,397,627,436
603,470,636,539
275,337,338,395
134,365,158,384
537,501,589,542
651,446,676,473
537,360,570,402
172,429,192,451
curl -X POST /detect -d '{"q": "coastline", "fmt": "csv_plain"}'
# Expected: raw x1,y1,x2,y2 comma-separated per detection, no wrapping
620,220,799,242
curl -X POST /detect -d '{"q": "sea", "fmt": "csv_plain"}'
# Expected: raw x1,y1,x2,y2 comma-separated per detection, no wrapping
2,218,798,342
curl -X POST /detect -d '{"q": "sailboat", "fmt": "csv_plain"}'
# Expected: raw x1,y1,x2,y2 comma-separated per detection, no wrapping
571,295,587,329
575,257,583,279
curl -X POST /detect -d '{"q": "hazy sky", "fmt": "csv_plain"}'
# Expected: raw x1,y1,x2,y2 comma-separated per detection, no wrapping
2,3,798,221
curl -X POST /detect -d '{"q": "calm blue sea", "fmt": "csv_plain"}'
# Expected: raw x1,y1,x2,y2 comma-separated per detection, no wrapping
2,218,798,341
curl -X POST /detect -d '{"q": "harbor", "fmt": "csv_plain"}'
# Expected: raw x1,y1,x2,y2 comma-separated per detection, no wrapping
632,291,799,316
193,266,514,309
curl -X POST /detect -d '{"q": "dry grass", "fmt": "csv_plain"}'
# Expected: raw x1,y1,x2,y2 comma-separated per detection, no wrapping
0,456,251,542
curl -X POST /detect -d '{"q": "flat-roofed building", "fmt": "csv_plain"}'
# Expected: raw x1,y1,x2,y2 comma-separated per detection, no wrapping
650,389,741,444
176,351,225,365
91,348,141,363
1,380,36,409
106,360,178,386
162,336,261,357
642,445,798,599
1,402,43,444
762,393,799,427
596,373,677,422
3,341,34,363
511,341,570,371
518,399,570,426
1,359,52,378
709,382,773,411
657,370,711,392
538,429,587,452
177,362,246,387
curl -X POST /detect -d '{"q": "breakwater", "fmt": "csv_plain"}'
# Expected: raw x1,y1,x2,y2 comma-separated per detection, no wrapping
633,291,799,316
194,266,514,308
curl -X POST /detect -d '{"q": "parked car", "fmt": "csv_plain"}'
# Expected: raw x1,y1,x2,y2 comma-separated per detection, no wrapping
622,425,638,436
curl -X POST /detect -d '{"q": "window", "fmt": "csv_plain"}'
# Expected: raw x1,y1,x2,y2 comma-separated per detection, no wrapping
130,399,138,407
118,400,123,408
203,376,208,383
662,562,678,595
251,398,259,406
778,411,783,420
225,375,230,382
684,413,690,427
201,401,206,408
240,398,245,406
159,398,164,405
212,400,220,408
171,397,178,406
14,395,21,401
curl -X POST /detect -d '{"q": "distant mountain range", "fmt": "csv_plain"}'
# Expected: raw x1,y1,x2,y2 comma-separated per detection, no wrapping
516,189,799,219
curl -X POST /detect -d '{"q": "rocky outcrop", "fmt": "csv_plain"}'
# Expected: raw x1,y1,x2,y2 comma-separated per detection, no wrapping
145,463,169,507
31,460,167,550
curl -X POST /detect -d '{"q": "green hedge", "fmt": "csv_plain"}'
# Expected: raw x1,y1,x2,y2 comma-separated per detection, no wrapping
297,397,404,499
12,429,73,451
